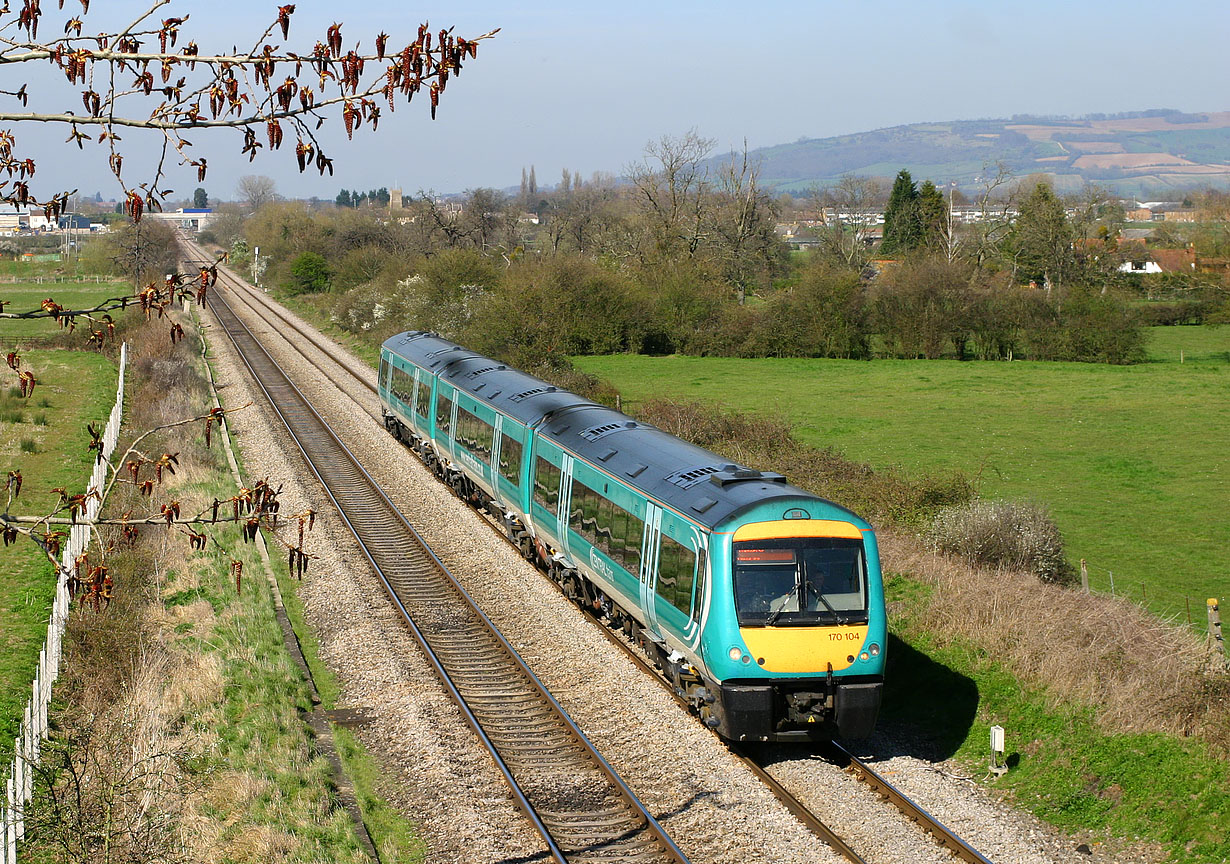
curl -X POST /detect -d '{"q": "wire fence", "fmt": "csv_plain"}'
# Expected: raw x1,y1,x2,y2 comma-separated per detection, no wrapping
0,275,119,284
1078,558,1227,664
1,342,126,864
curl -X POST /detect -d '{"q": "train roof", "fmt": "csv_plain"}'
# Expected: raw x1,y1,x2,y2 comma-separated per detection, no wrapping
381,332,864,532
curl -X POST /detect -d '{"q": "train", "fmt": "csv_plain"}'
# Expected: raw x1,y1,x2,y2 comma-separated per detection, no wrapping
378,331,886,741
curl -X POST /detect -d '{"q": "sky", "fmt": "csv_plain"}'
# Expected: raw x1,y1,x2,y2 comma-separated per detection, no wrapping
14,0,1230,203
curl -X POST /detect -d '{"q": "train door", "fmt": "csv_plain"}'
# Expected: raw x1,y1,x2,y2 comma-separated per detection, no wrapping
639,502,664,642
491,415,507,510
557,453,574,559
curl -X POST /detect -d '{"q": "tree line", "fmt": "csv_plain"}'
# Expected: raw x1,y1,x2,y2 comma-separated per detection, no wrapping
198,137,1230,367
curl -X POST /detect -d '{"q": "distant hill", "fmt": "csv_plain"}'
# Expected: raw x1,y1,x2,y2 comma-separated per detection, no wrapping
747,109,1230,197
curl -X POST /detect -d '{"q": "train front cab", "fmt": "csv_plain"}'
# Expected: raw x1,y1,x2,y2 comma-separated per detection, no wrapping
705,517,885,742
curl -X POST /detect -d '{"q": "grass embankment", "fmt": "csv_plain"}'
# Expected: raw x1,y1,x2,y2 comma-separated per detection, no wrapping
0,347,117,774
19,309,422,861
575,324,1230,622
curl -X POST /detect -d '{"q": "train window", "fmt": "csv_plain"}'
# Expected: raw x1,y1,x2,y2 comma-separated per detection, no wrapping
435,391,453,434
379,357,389,390
623,512,644,576
656,534,697,616
415,380,431,420
498,434,522,485
533,457,561,516
567,478,641,577
695,548,707,616
390,366,415,406
456,407,493,464
608,503,628,567
732,538,867,626
595,494,615,558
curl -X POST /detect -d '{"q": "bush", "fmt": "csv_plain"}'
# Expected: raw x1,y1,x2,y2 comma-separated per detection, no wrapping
926,498,1077,585
286,251,331,295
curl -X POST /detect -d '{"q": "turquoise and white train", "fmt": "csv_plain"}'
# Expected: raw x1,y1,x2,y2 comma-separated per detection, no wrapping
379,331,885,741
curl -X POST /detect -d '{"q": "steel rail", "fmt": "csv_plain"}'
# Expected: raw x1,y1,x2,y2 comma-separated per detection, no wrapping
181,237,378,397
203,280,689,864
825,742,995,864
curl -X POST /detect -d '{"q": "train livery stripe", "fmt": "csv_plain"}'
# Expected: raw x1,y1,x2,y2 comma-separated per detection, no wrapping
739,625,870,674
732,519,863,542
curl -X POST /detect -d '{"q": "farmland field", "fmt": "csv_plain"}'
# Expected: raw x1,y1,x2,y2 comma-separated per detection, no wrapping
0,349,117,769
575,325,1229,620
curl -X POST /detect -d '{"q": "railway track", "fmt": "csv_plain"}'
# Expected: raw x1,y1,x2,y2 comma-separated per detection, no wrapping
189,241,996,864
201,270,689,864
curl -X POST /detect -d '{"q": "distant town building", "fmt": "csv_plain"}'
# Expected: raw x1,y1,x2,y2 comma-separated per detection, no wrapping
148,207,215,231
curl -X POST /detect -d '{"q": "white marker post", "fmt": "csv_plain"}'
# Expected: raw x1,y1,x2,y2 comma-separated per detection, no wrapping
990,725,1007,777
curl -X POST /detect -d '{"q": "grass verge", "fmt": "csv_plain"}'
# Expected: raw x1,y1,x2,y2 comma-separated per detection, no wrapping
19,306,422,862
884,570,1230,864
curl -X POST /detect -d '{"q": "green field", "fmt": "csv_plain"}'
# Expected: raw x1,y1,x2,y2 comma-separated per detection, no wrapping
0,280,128,342
0,349,117,769
575,325,1229,620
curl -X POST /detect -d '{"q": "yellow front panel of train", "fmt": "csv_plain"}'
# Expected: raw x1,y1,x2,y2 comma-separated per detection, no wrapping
739,624,869,674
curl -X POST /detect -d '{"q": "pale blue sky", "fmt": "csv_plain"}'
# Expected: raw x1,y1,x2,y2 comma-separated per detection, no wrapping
20,0,1230,202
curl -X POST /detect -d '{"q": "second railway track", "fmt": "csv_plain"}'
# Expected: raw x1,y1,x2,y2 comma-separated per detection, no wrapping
203,273,688,864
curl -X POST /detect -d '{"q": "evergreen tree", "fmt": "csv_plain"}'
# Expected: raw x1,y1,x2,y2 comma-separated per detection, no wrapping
335,188,352,208
528,165,537,198
520,167,528,207
917,180,947,250
192,187,209,208
1010,182,1074,288
881,169,920,254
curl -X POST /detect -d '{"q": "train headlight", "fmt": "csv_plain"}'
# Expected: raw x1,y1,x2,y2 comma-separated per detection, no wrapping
728,646,742,661
868,642,880,656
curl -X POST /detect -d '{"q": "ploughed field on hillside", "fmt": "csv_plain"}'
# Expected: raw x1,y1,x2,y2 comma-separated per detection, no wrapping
574,325,1230,622
754,110,1230,195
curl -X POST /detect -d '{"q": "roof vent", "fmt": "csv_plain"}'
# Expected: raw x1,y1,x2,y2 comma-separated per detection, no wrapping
579,420,640,442
511,386,556,403
664,465,725,489
709,469,787,488
466,365,505,379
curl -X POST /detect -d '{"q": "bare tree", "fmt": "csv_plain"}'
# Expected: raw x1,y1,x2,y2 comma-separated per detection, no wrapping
971,161,1016,272
810,173,883,270
0,2,497,220
627,130,715,257
236,174,277,211
710,143,780,304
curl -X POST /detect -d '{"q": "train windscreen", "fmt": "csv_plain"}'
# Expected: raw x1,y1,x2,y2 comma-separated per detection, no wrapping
733,538,867,626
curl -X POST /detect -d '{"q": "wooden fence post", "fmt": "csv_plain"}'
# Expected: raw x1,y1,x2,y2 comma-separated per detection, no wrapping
1210,599,1226,665
1080,559,1088,593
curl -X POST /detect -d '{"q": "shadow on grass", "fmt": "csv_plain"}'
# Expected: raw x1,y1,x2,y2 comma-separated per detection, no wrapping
871,632,980,761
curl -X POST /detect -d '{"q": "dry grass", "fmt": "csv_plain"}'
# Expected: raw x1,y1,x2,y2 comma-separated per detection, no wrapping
880,530,1230,750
